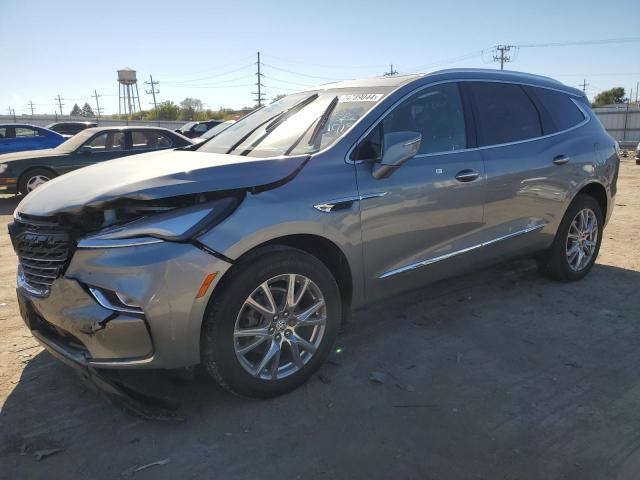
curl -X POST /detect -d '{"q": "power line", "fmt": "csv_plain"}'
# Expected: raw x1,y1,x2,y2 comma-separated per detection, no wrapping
493,45,515,70
145,75,160,122
383,64,399,76
261,63,344,81
253,51,266,107
516,37,640,48
54,94,64,116
162,63,254,84
91,90,103,119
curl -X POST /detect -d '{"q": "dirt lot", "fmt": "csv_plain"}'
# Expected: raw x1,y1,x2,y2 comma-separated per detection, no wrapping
1,160,639,480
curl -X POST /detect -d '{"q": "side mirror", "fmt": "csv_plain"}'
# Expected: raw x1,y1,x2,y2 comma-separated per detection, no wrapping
79,145,93,154
372,131,421,179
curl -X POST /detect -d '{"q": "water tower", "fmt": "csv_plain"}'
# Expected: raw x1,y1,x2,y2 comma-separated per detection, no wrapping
117,68,142,116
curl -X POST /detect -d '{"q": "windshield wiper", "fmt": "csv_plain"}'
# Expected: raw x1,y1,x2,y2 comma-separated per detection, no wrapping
307,96,338,149
232,94,320,156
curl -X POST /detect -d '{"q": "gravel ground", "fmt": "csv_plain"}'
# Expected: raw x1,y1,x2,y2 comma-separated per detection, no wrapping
1,160,639,480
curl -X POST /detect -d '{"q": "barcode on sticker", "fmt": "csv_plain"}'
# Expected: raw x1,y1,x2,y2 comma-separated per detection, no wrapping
338,94,384,103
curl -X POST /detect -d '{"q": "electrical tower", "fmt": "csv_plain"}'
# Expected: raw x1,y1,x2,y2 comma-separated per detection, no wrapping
91,90,103,120
579,79,589,93
383,64,399,76
145,75,160,123
28,101,35,116
493,45,515,70
55,94,65,117
253,51,266,107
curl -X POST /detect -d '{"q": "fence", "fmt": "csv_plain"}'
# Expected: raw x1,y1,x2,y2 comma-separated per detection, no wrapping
0,115,187,130
592,105,640,147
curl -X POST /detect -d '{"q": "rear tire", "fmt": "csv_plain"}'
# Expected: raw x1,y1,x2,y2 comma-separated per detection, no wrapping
201,247,341,398
536,194,603,282
19,168,56,194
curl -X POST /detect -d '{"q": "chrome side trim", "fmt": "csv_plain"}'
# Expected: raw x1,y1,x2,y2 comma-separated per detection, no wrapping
77,237,163,249
379,224,545,279
88,287,144,315
314,192,387,213
345,78,591,164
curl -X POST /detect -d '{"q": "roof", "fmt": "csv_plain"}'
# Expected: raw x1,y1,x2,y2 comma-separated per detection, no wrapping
306,68,583,97
0,123,43,129
80,126,177,133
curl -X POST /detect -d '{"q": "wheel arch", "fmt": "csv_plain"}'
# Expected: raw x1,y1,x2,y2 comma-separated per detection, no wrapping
215,234,354,323
17,166,58,194
575,181,608,220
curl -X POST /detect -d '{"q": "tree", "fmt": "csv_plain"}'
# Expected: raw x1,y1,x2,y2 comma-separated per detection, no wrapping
592,87,626,107
179,97,203,120
70,103,82,116
147,100,179,120
81,102,95,117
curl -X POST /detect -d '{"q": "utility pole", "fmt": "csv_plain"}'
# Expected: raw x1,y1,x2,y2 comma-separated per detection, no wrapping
493,45,514,70
28,101,35,116
8,107,16,123
636,81,639,104
253,51,265,107
579,79,589,94
91,90,103,121
55,94,64,117
383,64,399,76
145,75,160,124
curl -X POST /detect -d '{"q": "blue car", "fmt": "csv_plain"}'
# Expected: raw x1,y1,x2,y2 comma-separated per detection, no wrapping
0,124,65,154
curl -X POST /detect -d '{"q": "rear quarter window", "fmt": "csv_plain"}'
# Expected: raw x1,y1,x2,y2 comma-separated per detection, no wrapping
468,82,542,146
529,87,585,133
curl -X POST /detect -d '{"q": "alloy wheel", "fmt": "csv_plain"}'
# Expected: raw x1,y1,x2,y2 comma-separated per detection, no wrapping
26,175,50,192
566,208,598,272
233,273,327,380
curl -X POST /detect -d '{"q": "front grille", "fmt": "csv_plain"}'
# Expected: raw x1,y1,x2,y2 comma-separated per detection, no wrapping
9,215,73,296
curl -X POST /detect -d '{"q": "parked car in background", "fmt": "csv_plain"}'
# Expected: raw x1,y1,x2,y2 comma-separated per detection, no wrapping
635,141,639,164
0,126,192,194
46,121,97,138
0,124,65,154
193,120,235,144
8,69,618,399
176,120,223,138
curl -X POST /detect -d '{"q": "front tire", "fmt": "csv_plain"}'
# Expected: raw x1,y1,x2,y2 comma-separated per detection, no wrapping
537,194,603,281
19,168,56,194
201,247,341,398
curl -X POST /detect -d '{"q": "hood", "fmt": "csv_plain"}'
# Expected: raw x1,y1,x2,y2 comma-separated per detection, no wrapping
17,149,309,216
0,148,63,163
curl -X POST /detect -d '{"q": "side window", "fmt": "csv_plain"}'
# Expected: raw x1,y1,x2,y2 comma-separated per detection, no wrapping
193,123,209,134
0,127,7,138
15,127,39,137
352,82,467,160
85,132,125,151
530,88,585,133
469,82,542,146
132,131,173,150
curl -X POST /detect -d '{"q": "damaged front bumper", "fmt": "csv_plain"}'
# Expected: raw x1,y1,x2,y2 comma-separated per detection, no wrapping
17,240,232,369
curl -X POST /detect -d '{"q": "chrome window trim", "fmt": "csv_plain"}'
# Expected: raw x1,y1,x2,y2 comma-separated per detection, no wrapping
77,237,164,249
345,78,591,164
379,223,545,279
313,192,387,213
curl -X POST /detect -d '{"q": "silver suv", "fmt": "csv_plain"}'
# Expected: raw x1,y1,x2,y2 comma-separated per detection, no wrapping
10,69,619,398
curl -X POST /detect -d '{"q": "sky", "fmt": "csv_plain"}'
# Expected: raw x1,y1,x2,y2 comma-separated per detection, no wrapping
0,0,639,116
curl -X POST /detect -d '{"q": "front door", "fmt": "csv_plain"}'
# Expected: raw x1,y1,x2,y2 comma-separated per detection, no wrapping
354,82,486,301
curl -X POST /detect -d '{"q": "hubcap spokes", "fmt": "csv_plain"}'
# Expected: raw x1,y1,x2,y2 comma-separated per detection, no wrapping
26,175,50,192
566,208,598,272
233,274,326,380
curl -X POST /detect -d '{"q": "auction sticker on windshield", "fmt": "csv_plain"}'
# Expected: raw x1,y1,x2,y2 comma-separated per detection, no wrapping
338,93,384,102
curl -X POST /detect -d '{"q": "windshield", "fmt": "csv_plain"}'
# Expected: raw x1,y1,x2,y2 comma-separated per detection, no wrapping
200,120,235,139
197,89,389,157
54,128,99,152
178,122,197,132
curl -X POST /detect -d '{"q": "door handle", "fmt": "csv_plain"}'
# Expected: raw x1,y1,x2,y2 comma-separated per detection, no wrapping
455,169,480,182
553,155,570,165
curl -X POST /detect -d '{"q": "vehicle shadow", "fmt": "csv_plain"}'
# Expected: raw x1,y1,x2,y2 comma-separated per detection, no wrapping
0,195,21,216
2,260,640,478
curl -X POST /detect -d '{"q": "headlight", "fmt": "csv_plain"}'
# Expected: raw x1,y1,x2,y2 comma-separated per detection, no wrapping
0,164,8,174
81,197,239,244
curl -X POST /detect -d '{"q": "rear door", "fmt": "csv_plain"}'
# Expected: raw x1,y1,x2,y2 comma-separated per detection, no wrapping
129,129,175,154
466,81,587,252
354,81,486,300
